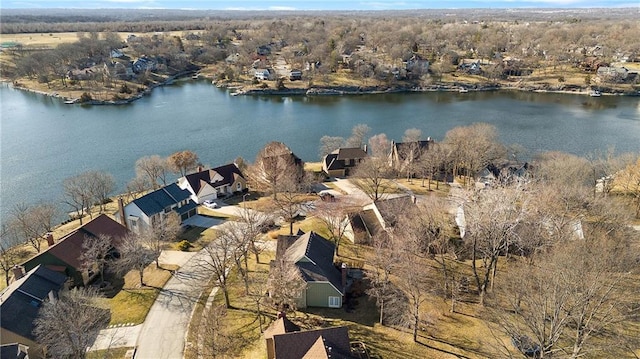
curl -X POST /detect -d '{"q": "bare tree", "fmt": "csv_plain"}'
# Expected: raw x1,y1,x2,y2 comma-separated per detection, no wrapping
144,211,181,268
115,233,155,287
319,135,345,159
614,156,640,218
249,141,303,199
167,150,199,176
464,184,527,305
368,133,391,158
34,287,110,359
312,196,361,255
199,226,244,308
63,172,95,224
9,203,57,252
126,175,150,199
267,258,306,314
398,128,424,181
498,233,638,358
87,170,115,213
0,224,24,286
80,234,113,285
135,155,169,190
198,305,238,358
272,172,313,235
345,123,371,149
351,157,394,202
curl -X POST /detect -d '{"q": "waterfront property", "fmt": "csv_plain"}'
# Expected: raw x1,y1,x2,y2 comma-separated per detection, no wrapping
21,214,128,286
177,163,247,204
322,147,368,177
117,183,197,233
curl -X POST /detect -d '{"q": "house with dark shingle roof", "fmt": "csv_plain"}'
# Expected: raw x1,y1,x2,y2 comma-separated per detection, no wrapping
275,231,344,309
0,265,67,359
177,163,247,204
21,214,128,286
264,318,353,359
322,147,368,177
118,183,196,233
0,343,30,359
389,138,434,173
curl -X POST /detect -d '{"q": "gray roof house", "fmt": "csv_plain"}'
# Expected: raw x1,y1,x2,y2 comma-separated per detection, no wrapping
117,183,197,233
0,265,67,359
322,147,368,177
276,231,344,308
177,163,247,204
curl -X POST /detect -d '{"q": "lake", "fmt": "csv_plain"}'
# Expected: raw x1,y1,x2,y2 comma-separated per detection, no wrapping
1,80,639,222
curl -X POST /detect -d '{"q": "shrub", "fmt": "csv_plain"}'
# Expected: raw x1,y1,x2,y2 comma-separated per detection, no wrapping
79,92,93,103
177,240,192,251
119,83,132,94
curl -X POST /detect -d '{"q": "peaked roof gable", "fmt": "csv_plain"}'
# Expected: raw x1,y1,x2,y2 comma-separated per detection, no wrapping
23,214,128,272
283,232,343,294
0,265,67,340
273,326,351,359
131,183,191,217
183,163,245,194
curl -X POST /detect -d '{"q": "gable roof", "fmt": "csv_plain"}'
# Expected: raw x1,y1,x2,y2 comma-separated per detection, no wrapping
374,196,414,228
336,148,367,160
263,316,301,340
283,232,343,295
23,214,128,273
131,183,191,217
0,265,67,340
183,163,245,194
273,326,352,359
392,140,433,161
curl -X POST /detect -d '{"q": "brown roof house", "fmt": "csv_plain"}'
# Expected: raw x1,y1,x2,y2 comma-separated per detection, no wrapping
345,196,416,244
322,147,368,177
388,138,434,174
177,163,247,204
274,231,345,309
21,214,128,286
0,265,67,359
264,315,353,359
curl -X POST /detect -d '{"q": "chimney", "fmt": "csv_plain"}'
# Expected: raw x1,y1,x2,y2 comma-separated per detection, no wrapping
341,263,348,291
363,144,368,154
277,311,285,319
12,265,25,281
45,232,55,246
48,290,58,303
118,197,128,229
197,165,204,173
412,195,417,204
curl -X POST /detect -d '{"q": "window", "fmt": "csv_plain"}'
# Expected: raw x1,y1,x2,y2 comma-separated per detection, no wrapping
328,296,341,308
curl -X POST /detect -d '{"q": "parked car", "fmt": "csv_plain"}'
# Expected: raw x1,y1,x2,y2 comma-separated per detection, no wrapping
203,200,218,209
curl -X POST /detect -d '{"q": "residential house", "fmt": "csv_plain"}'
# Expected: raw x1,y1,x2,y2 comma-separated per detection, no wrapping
345,196,416,244
103,60,134,80
177,163,247,204
225,53,241,64
322,147,368,177
405,54,430,75
459,59,482,74
118,183,197,233
257,45,272,56
389,138,434,174
289,69,302,81
255,68,273,81
132,56,157,74
596,66,630,83
0,343,30,359
477,161,530,187
21,214,128,286
274,231,344,308
110,49,124,58
264,316,353,359
185,33,201,41
0,265,68,359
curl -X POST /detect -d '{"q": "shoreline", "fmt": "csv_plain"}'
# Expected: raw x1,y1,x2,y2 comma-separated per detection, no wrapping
3,76,638,105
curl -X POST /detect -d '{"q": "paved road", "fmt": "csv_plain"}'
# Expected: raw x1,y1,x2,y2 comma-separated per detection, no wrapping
134,249,214,359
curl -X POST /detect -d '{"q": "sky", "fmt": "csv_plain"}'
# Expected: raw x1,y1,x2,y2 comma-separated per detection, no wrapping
2,0,638,10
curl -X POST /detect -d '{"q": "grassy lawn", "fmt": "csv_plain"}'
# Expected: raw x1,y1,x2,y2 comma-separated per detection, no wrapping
86,347,132,359
395,178,450,197
100,263,177,325
304,161,323,173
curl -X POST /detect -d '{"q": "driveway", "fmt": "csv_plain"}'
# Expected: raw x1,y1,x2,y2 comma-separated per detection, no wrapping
134,249,214,359
88,324,142,352
182,214,222,228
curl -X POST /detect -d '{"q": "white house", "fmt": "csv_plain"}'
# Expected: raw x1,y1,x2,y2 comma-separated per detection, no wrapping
254,68,272,81
117,183,196,233
177,163,247,204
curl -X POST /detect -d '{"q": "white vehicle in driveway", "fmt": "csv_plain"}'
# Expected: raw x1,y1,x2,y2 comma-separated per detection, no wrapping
203,200,218,209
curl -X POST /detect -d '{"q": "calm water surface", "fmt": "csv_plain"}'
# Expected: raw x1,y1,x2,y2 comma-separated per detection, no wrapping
1,81,639,221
